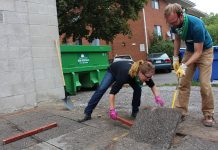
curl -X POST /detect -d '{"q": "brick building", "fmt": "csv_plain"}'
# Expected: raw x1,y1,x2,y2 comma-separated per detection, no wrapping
108,0,170,61
62,0,207,61
108,0,207,61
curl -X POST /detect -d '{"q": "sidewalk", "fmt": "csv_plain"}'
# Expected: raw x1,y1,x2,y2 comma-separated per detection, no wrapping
0,86,218,150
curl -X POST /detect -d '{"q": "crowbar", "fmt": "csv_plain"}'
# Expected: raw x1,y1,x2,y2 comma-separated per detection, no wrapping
117,115,134,127
3,122,57,144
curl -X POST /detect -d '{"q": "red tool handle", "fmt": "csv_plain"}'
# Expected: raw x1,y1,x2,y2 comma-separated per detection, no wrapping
117,115,133,127
3,122,57,144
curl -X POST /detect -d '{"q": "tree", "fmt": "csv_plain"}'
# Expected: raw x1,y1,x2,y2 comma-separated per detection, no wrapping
149,33,174,58
202,13,218,45
57,0,148,43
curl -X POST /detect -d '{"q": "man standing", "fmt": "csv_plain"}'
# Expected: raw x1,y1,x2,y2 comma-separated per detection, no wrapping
164,3,215,127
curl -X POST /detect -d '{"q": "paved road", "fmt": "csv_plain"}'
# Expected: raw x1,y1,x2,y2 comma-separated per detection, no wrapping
153,70,177,86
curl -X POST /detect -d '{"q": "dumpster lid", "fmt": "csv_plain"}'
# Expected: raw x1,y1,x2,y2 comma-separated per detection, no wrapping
60,45,111,52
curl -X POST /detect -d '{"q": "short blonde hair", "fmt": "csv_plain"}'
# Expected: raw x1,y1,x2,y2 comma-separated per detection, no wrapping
164,3,183,18
129,60,155,77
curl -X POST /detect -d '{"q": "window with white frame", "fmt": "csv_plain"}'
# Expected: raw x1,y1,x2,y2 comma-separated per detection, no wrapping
151,0,159,9
154,25,162,36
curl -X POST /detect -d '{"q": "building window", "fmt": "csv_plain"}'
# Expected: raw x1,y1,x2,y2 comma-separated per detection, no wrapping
154,25,162,37
151,0,159,9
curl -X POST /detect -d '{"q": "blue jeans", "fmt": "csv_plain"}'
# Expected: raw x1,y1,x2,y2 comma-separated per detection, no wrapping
84,70,115,115
84,71,142,115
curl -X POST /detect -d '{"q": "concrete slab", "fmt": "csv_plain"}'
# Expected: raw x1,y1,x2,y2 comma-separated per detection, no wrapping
16,115,86,141
0,118,38,150
1,108,86,149
36,99,109,119
81,116,133,131
0,118,10,129
39,106,86,122
23,142,59,150
3,108,54,125
38,101,132,130
46,126,128,149
111,137,152,150
176,116,218,142
170,135,218,150
129,107,181,149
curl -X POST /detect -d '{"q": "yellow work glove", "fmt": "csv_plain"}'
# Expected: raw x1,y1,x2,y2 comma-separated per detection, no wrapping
173,56,180,72
176,63,187,78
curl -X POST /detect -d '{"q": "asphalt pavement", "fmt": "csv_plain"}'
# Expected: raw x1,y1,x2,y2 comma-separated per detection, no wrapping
0,72,218,150
153,71,177,86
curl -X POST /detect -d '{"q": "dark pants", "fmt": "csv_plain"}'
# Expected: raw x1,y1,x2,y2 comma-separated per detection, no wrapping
84,71,142,115
130,82,141,113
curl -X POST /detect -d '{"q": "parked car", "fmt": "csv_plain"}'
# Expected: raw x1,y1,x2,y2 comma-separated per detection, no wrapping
113,55,134,63
148,53,172,72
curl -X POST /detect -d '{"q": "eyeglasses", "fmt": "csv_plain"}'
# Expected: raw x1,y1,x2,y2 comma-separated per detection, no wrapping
143,73,152,79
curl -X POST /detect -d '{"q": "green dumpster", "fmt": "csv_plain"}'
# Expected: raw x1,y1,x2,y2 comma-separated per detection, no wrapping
60,45,111,95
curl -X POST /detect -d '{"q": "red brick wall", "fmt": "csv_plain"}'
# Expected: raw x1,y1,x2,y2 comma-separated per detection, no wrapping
144,0,169,44
109,0,170,61
108,12,146,62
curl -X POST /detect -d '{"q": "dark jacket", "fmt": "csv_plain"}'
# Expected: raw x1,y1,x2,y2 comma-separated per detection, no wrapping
108,61,155,95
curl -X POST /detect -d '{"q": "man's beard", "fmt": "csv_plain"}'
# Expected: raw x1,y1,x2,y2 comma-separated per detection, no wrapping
176,21,183,28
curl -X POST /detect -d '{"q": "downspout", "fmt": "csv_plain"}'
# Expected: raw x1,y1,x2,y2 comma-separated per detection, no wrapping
142,8,149,54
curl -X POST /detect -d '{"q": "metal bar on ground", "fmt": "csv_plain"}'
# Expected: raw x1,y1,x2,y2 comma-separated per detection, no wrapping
2,122,57,144
117,116,133,127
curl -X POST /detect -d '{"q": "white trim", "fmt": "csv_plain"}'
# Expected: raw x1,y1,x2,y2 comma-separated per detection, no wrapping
142,8,149,54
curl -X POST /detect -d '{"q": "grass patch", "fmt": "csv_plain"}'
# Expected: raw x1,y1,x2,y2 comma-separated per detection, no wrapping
212,84,218,87
159,83,177,86
192,81,200,86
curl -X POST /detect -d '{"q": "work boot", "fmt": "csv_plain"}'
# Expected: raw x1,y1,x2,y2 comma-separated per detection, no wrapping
131,111,138,119
78,114,91,123
202,115,215,127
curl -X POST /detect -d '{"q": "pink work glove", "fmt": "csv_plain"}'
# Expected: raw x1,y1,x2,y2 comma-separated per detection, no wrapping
154,96,165,107
109,108,117,120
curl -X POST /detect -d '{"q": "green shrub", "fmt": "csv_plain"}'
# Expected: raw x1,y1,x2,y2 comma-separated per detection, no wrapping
207,24,218,45
149,33,174,59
